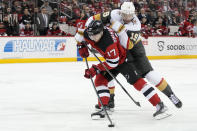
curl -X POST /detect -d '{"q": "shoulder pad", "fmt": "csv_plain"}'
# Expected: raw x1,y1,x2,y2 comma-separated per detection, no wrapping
100,11,111,24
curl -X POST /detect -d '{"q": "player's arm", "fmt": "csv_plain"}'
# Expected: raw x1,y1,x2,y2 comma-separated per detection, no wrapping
131,14,141,31
85,11,111,27
75,28,85,44
126,30,141,45
74,28,89,58
110,21,134,50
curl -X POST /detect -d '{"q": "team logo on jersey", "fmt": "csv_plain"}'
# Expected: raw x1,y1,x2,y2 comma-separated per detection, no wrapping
4,39,66,52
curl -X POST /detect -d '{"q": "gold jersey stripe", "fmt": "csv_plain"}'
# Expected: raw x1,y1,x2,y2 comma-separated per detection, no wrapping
157,79,168,91
128,40,134,49
117,24,125,33
94,14,101,20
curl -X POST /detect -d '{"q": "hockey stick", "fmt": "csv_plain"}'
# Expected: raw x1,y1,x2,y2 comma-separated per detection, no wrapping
85,45,141,107
84,57,115,127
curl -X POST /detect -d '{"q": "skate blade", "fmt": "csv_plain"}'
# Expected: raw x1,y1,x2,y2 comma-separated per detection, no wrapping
91,113,105,120
154,113,172,120
95,108,114,112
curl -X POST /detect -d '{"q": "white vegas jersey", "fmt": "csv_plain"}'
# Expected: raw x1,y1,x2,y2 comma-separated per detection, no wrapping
82,9,142,50
110,9,141,31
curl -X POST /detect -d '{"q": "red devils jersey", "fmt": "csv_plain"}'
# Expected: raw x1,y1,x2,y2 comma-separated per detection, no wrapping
179,20,194,36
84,27,127,71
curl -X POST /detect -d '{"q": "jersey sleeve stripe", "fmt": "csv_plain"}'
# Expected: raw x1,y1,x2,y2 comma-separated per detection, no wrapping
106,57,119,68
96,85,109,91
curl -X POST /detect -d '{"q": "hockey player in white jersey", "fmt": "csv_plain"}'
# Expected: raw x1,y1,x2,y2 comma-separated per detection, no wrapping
83,2,182,115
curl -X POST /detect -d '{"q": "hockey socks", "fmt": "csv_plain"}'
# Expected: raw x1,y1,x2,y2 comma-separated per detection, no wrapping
133,78,160,106
145,71,182,108
155,79,182,108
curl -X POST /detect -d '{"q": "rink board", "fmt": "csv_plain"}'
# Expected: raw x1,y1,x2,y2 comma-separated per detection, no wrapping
0,36,197,63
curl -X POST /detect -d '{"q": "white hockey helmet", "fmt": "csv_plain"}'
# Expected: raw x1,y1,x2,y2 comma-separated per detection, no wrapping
121,2,135,15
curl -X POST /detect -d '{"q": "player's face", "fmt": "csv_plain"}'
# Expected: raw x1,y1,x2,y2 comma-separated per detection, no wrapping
89,31,103,42
121,13,133,24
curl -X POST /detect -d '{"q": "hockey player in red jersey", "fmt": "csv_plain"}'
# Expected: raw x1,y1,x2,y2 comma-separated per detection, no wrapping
75,20,169,119
176,15,194,36
83,2,182,110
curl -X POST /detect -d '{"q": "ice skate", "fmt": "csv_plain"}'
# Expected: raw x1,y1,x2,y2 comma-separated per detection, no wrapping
153,102,172,120
169,93,182,108
95,94,115,111
91,106,112,120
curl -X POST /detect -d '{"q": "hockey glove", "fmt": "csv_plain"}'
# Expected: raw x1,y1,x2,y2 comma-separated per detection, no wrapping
77,43,89,58
84,65,100,79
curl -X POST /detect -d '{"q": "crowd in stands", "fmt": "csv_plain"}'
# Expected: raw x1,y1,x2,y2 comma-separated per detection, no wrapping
0,0,196,37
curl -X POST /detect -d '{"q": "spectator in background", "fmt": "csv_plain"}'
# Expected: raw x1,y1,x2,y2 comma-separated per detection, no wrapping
66,5,80,26
141,23,155,38
3,16,14,36
20,8,33,25
133,0,141,12
37,7,50,35
0,22,7,36
149,0,158,12
112,2,119,10
5,7,12,15
3,7,19,36
11,0,21,13
76,11,87,29
193,20,197,36
47,22,65,36
141,16,148,25
153,11,167,26
154,21,169,36
159,1,172,13
50,8,59,23
33,7,39,18
20,22,33,36
141,17,149,39
148,10,157,25
170,10,182,26
21,1,30,12
138,8,150,24
14,6,23,21
84,6,94,18
41,0,53,15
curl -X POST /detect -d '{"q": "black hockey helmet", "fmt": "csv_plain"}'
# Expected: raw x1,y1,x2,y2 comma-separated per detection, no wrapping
87,20,104,36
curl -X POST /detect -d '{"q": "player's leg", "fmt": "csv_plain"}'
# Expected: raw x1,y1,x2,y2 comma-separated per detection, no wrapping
91,72,117,118
130,41,182,108
108,80,115,108
94,69,119,110
94,74,110,108
145,71,182,108
95,79,115,110
118,61,168,117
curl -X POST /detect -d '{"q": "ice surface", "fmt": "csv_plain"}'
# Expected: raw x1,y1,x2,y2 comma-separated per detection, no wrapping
0,59,196,131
